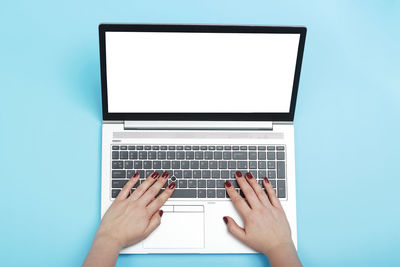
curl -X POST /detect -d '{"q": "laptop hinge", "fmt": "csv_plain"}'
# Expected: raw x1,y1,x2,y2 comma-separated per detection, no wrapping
124,121,273,130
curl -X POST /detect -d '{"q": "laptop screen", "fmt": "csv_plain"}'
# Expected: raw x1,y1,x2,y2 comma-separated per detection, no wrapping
100,25,306,120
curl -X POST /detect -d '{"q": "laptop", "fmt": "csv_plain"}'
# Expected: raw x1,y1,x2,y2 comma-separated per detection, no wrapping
99,24,306,254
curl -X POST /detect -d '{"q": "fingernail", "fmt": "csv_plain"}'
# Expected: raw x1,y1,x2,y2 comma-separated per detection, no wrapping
264,177,270,183
159,210,163,217
235,171,242,177
246,172,253,179
151,172,159,179
168,182,176,189
134,172,140,178
162,171,169,178
223,217,228,224
225,181,232,188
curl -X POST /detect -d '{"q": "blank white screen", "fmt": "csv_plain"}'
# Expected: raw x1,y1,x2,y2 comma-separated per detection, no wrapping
106,32,300,113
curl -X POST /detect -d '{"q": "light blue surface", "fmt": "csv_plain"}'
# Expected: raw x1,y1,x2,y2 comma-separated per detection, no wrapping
1,1,399,266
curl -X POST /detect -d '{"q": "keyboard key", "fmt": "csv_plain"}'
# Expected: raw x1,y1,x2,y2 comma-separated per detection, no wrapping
176,151,185,159
128,146,135,150
267,146,275,150
212,170,220,178
179,180,188,188
277,161,285,178
217,189,225,198
186,151,194,159
112,170,126,178
207,189,216,198
258,146,266,150
171,189,196,198
144,146,151,150
258,170,267,178
223,152,232,160
112,151,119,159
207,180,216,188
185,146,191,150
129,151,138,159
168,145,175,150
188,180,197,188
183,170,192,178
217,146,223,150
120,146,127,150
112,146,119,150
112,189,121,198
258,161,267,169
151,161,160,169
249,161,257,169
136,146,143,150
230,180,239,188
277,152,285,160
190,161,199,169
202,170,211,178
176,146,183,150
172,161,180,169
198,189,206,198
267,152,275,160
250,170,257,178
208,146,215,150
181,161,189,169
161,146,167,150
205,152,213,159
127,170,135,178
277,180,286,198
209,161,218,169
258,152,266,160
218,161,227,169
120,151,128,159
201,146,207,150
193,146,199,150
157,151,166,159
228,161,236,169
249,146,256,150
195,151,203,160
276,146,285,150
198,180,206,188
146,170,153,177
237,161,248,169
200,161,208,169
162,161,171,169
134,161,142,169
232,146,239,150
268,161,276,169
268,170,276,178
124,161,133,169
221,170,229,178
224,146,231,150
217,180,225,188
214,152,222,160
148,151,156,159
112,179,127,188
193,170,201,178
167,152,175,159
233,152,247,160
152,145,159,150
112,161,123,169
240,146,247,150
174,170,183,178
249,152,257,160
142,161,151,169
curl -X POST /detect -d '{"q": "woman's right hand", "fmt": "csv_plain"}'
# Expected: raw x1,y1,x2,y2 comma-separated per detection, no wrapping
223,171,302,267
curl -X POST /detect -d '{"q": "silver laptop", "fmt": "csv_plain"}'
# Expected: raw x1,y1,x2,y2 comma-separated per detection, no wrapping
99,24,306,254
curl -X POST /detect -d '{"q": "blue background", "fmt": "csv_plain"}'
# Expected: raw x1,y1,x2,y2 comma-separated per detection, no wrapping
1,0,399,266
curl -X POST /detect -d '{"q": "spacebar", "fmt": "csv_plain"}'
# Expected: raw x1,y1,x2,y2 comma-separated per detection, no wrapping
170,189,197,198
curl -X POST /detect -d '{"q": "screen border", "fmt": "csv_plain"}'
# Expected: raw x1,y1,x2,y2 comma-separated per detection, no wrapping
99,24,306,121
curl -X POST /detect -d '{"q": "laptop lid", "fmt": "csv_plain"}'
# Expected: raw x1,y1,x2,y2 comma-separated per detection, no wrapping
99,24,306,121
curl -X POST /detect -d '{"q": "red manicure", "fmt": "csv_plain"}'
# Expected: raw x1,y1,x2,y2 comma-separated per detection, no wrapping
264,177,270,183
246,172,253,179
151,172,159,178
225,181,232,188
235,171,242,177
159,210,164,217
168,182,176,189
162,171,169,178
134,172,140,178
223,217,228,224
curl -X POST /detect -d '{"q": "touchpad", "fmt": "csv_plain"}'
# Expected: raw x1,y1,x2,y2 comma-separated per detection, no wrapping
143,205,204,249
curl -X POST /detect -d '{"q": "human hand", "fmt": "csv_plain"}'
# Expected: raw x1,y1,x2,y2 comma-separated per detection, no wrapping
95,171,175,249
224,171,301,266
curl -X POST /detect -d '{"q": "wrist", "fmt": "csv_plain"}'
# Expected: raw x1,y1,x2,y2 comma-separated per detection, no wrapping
263,241,296,258
93,232,124,252
263,242,302,267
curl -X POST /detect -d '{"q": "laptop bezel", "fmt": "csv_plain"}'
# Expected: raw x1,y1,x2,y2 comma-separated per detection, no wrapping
99,24,306,121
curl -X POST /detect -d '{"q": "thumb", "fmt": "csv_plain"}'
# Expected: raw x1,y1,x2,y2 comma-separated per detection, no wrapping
143,210,163,237
223,216,246,242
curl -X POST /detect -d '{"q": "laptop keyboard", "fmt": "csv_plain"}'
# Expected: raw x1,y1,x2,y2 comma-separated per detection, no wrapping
110,145,287,199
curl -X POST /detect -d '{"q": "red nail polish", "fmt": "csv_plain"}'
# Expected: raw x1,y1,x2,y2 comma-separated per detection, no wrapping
225,181,232,187
152,172,159,178
159,210,163,217
223,217,228,224
168,182,175,189
162,171,169,178
264,177,270,183
246,172,253,179
236,171,242,177
134,172,140,178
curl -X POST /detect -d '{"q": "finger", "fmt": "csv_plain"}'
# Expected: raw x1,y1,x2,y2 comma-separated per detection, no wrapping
139,171,170,205
223,216,246,242
147,180,176,214
225,180,250,216
235,171,261,208
263,177,282,208
245,172,271,207
130,172,159,201
143,210,163,238
115,173,140,201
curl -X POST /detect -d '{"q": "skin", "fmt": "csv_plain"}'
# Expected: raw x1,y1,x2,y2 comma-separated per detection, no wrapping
83,171,301,267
